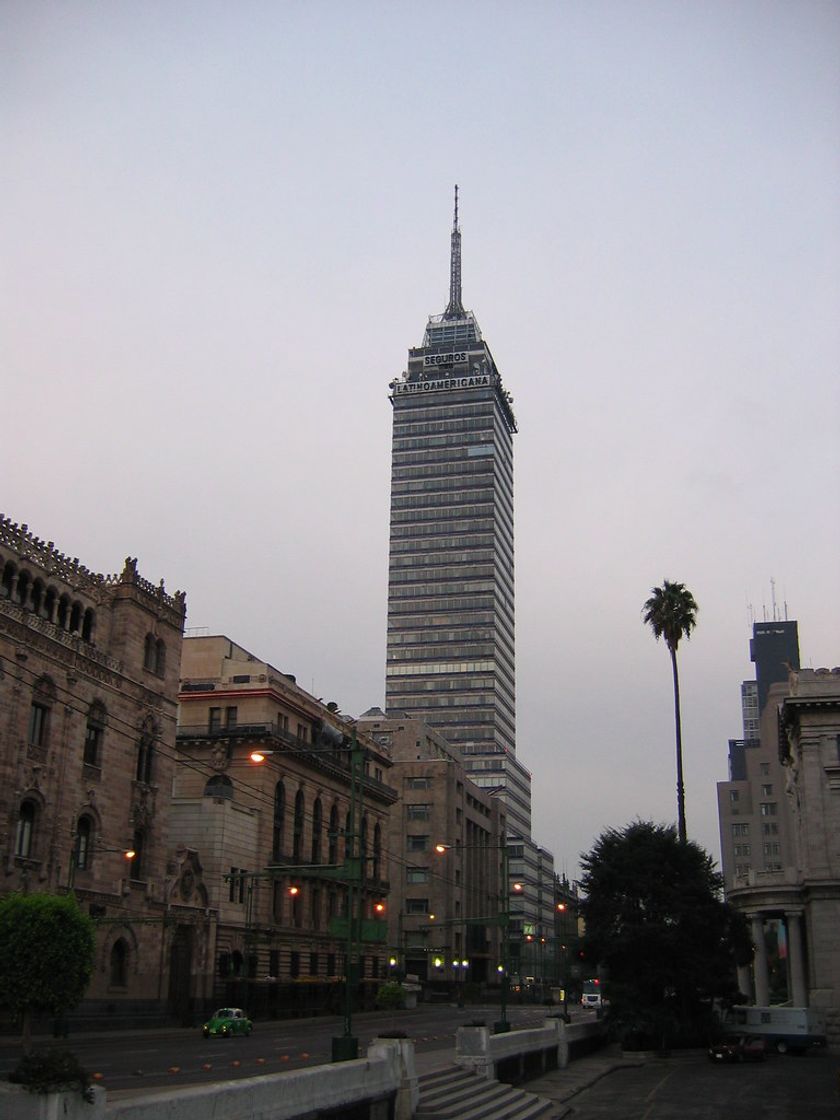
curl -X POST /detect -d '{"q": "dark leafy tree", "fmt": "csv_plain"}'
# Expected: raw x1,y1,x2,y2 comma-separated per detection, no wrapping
643,580,698,842
0,893,96,1050
580,822,752,1048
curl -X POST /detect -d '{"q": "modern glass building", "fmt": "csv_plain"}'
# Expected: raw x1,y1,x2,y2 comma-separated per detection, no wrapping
385,190,530,837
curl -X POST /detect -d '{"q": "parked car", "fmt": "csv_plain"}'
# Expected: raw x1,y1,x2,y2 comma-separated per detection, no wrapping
708,1035,766,1063
202,1007,253,1038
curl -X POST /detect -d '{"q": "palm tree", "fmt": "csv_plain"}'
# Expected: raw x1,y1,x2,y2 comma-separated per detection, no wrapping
643,580,698,844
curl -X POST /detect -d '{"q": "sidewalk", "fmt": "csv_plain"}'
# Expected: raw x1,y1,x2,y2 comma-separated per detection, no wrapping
520,1045,647,1115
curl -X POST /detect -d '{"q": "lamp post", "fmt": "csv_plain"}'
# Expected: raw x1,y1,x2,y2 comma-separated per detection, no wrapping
434,841,520,1034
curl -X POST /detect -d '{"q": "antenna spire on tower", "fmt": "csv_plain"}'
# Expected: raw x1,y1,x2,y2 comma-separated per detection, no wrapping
444,184,464,319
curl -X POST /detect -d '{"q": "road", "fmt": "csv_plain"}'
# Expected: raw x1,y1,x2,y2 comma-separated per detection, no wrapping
0,1004,562,1094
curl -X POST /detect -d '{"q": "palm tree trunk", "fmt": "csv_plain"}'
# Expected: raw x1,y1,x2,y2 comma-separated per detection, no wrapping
670,646,687,843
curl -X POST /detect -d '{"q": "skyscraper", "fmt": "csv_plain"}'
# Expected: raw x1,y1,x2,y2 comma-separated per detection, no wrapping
717,618,800,891
385,189,531,837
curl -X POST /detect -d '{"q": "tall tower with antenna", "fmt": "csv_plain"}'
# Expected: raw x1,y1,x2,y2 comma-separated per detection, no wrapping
385,189,530,838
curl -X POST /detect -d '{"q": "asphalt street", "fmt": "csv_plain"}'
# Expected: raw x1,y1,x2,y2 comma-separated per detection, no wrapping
0,1004,555,1094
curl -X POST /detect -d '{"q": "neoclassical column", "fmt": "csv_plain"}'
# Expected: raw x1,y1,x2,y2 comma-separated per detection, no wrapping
737,964,752,1000
785,910,807,1006
751,913,769,1005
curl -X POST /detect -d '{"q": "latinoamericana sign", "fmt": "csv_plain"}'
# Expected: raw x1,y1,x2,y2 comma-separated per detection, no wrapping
394,372,491,396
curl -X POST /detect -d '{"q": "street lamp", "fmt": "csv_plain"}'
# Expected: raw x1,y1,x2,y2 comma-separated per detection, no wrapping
434,841,519,1034
68,842,135,889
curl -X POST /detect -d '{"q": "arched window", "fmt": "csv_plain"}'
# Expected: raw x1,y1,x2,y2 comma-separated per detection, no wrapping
136,718,155,784
75,816,93,871
372,822,382,882
16,570,31,607
57,594,69,629
360,815,369,880
328,804,339,864
272,880,284,923
69,601,82,633
311,798,323,864
15,801,36,858
31,579,44,616
1,561,14,599
84,702,106,767
28,677,55,749
272,781,285,862
130,830,145,880
44,587,56,622
344,810,352,862
293,790,305,862
143,634,165,676
110,939,128,987
81,608,95,643
204,775,233,799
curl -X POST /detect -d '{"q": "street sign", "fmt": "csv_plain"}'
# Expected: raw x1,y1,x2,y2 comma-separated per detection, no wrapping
328,917,387,943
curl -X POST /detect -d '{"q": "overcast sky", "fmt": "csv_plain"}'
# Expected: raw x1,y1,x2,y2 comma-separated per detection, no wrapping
4,1,839,879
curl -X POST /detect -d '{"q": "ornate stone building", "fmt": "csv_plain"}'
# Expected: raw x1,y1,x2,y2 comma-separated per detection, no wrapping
727,667,840,1044
0,515,213,1028
174,636,397,1016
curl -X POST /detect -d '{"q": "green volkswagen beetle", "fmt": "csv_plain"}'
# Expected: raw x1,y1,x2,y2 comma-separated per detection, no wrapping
202,1007,253,1038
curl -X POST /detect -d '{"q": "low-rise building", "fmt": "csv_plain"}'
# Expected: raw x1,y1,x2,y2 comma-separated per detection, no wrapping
357,708,506,991
174,637,397,1017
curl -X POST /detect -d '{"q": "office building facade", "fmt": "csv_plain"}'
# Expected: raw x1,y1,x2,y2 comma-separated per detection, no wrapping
356,708,505,986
